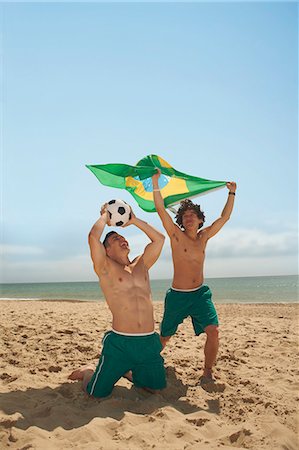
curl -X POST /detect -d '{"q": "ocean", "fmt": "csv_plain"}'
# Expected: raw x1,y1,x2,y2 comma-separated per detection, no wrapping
0,275,298,303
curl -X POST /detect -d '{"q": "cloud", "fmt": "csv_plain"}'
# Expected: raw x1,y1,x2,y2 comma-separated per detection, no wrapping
133,227,298,261
0,228,297,283
1,254,94,283
1,245,44,256
207,228,298,257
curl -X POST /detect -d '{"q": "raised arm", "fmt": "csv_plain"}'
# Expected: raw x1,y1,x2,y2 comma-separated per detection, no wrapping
124,209,165,269
152,169,177,237
205,182,237,239
88,205,109,276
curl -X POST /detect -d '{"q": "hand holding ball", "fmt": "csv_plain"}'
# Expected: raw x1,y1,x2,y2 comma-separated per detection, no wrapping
106,199,132,227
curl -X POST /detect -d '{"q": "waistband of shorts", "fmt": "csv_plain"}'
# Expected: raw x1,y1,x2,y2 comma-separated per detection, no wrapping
170,284,204,292
111,328,155,337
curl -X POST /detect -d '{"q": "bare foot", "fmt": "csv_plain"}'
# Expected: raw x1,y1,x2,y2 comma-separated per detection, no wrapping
68,365,94,381
123,371,133,383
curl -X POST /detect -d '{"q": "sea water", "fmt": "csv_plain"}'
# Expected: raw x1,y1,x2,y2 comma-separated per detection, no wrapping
0,275,298,303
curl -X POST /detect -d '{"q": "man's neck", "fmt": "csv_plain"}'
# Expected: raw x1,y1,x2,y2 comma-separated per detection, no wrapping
115,255,131,267
185,229,198,240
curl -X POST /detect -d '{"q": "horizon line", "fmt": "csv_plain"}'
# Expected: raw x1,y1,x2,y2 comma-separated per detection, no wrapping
1,273,298,285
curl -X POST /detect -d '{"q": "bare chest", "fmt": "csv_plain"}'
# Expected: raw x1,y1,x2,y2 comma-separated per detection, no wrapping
171,233,207,261
100,260,150,292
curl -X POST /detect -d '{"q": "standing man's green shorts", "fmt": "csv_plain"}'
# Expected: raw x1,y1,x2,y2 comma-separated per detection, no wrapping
160,284,219,337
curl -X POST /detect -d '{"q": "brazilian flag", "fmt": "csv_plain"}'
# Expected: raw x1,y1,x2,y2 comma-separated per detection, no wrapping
86,155,226,213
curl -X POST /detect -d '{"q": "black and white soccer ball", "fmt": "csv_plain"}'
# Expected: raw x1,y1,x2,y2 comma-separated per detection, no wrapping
106,199,131,227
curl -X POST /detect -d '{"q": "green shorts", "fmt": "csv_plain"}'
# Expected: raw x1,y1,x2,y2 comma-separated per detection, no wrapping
160,284,219,337
86,331,166,398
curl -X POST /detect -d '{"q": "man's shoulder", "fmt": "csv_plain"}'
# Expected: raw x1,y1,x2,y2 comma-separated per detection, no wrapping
198,227,208,234
96,255,119,274
197,228,209,240
169,224,184,238
130,255,144,266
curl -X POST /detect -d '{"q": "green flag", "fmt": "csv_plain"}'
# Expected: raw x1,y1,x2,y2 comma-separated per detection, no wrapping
86,154,227,212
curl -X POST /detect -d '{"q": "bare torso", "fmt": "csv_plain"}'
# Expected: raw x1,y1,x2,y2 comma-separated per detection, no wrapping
170,227,208,289
98,256,154,334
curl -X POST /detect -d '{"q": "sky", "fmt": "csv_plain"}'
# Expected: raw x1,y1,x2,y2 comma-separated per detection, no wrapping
1,2,298,283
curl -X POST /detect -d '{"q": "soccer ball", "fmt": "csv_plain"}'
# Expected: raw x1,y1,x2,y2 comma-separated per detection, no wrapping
106,199,131,227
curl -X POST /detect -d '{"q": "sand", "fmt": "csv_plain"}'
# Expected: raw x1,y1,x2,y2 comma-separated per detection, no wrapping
0,300,298,450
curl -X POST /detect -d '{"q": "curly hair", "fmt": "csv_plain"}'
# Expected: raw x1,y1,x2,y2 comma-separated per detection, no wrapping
175,199,205,230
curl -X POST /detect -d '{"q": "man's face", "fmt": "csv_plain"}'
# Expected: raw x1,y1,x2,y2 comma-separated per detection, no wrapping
182,209,202,230
106,233,130,258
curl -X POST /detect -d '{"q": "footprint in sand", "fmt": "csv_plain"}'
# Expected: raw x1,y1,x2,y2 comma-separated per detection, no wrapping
186,417,210,427
239,379,251,386
147,416,156,422
8,359,19,366
8,431,18,443
19,444,34,449
221,428,252,447
0,418,18,429
154,409,167,418
0,373,18,383
75,345,93,353
48,365,62,373
242,397,256,404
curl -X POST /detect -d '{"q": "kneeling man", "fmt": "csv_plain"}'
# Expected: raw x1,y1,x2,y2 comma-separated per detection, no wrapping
69,204,166,398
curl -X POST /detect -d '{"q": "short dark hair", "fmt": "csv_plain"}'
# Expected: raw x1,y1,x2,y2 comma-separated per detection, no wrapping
175,199,205,230
103,231,117,248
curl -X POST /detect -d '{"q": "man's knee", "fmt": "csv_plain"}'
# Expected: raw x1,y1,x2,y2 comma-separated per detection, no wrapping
205,325,219,340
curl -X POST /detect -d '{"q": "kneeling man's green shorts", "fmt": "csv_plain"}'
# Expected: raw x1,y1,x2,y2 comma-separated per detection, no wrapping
86,331,166,398
160,284,219,337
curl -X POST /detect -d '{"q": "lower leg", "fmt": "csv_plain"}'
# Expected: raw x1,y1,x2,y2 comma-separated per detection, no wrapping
203,327,219,378
160,335,171,349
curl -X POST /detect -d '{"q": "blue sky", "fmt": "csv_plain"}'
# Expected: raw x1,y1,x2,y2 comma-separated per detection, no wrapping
1,2,298,283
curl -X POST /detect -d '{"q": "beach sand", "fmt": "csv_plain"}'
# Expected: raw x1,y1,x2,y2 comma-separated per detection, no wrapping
0,300,298,450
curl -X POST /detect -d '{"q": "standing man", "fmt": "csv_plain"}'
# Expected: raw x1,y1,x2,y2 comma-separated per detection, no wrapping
152,170,236,384
68,204,166,398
